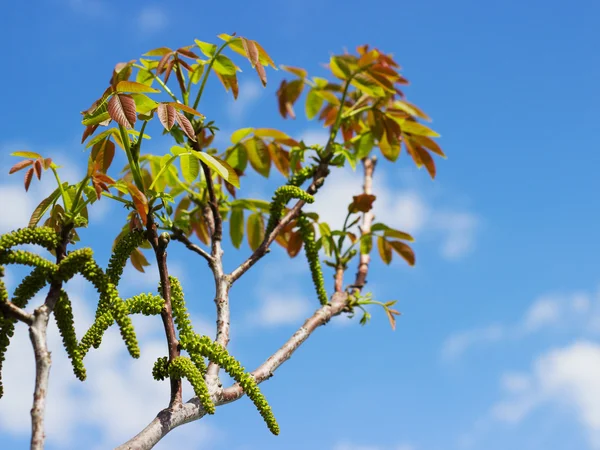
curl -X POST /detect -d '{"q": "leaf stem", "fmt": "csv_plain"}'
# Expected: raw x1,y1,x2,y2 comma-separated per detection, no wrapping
132,64,178,102
192,42,230,110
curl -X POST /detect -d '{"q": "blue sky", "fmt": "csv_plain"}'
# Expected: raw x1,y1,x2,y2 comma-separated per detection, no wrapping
0,0,599,449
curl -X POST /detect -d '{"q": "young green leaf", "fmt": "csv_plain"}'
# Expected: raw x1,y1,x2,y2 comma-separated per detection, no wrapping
115,81,160,94
229,207,244,249
193,151,240,188
247,212,265,251
180,153,200,183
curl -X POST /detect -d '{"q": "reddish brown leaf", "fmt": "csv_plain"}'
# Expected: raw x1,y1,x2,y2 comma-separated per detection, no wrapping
177,58,193,72
127,183,148,224
33,159,42,179
349,194,376,213
213,72,239,99
9,159,33,174
81,124,99,143
163,60,174,84
276,80,288,118
130,248,150,273
24,167,34,191
241,38,260,67
255,63,267,87
94,172,115,185
176,47,199,59
193,215,210,245
108,94,136,128
389,240,415,266
414,145,436,178
42,158,53,170
174,110,196,141
412,135,446,158
157,103,176,131
101,140,116,173
156,52,173,75
287,231,303,257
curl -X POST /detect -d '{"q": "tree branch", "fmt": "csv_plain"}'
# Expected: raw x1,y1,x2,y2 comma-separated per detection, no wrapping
229,163,330,283
116,292,349,450
29,225,71,450
0,301,33,325
170,227,212,263
354,156,377,289
146,217,181,407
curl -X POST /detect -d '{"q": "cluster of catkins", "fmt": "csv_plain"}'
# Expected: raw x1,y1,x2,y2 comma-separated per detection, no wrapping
153,276,280,435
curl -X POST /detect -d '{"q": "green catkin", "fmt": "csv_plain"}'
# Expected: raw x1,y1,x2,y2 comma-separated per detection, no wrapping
0,250,57,273
56,248,94,282
152,356,169,381
265,186,315,236
168,356,215,414
125,293,163,316
296,213,328,305
167,277,193,338
0,227,59,253
166,277,207,374
287,165,317,187
78,310,114,358
11,268,50,308
54,290,86,380
79,258,139,358
180,333,279,435
106,231,145,286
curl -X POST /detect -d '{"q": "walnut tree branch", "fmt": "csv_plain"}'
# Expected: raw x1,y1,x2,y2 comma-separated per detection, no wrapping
0,301,34,325
147,216,182,407
116,292,349,450
353,156,377,290
29,224,71,450
170,227,212,263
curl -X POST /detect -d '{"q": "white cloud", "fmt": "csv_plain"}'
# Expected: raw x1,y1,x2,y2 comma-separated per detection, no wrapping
307,163,478,260
249,293,311,327
137,6,168,35
0,185,34,233
442,289,597,360
490,341,600,449
441,325,505,361
227,81,263,121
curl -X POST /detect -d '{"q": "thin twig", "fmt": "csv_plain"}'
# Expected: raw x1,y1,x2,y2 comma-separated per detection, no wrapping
0,301,34,325
170,228,212,263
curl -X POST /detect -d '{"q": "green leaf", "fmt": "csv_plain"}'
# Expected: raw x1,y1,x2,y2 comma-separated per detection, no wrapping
330,56,353,80
377,236,393,264
229,207,244,249
189,63,205,84
212,55,238,76
319,222,331,238
144,47,172,56
28,184,64,227
231,127,254,144
135,68,155,87
131,93,158,114
225,144,248,172
245,138,270,178
193,151,240,188
194,40,217,57
247,212,265,251
85,128,118,148
11,151,42,159
383,229,414,242
314,89,340,106
400,120,440,137
351,74,386,97
149,154,179,190
360,234,373,255
115,81,160,94
180,153,200,183
305,89,324,120
355,132,374,160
